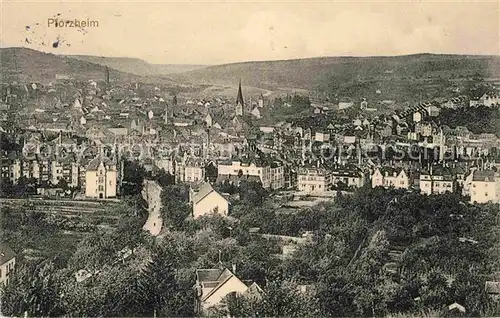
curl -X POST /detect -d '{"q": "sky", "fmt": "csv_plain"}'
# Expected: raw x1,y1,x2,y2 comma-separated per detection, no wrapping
1,0,499,65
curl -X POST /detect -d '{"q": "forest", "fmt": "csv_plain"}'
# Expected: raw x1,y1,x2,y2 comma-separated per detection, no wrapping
1,179,500,317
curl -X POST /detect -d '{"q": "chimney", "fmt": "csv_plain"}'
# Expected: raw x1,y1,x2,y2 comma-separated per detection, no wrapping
232,264,236,274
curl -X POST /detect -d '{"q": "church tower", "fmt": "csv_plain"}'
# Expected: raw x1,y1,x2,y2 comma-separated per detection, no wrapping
236,79,244,116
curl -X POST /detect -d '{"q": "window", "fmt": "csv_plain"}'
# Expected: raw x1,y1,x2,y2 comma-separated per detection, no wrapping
485,192,488,197
109,180,112,185
98,185,104,191
98,177,104,183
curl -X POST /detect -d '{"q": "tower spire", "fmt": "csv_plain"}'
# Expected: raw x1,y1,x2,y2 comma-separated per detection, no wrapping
236,79,244,116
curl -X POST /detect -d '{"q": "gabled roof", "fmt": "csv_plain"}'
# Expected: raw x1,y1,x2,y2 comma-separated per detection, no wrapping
196,267,251,302
485,281,500,294
0,242,16,266
376,166,406,177
192,182,224,205
86,154,115,171
197,268,223,282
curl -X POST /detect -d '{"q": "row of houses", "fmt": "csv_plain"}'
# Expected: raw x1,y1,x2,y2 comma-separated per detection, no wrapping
371,164,500,204
1,150,121,199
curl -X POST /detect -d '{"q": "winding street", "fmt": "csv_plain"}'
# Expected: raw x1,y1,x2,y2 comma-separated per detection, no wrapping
141,180,163,236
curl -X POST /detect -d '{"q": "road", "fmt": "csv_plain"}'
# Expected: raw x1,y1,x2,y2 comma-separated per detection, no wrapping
142,180,163,236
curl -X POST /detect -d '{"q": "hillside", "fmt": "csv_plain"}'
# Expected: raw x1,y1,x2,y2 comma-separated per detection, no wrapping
0,47,142,83
65,55,208,76
173,54,500,93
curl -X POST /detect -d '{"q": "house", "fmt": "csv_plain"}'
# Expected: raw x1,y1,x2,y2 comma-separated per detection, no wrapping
217,157,272,188
180,157,205,184
194,267,261,315
85,154,117,199
372,167,410,189
314,132,330,143
258,94,264,108
205,113,213,128
414,122,432,137
478,94,500,107
86,126,106,140
108,127,128,137
470,170,500,204
331,165,365,188
251,107,261,119
419,166,455,195
73,98,82,109
191,182,230,219
461,170,475,196
448,302,466,313
381,124,392,137
360,99,368,109
51,157,79,187
154,158,175,175
0,243,16,286
297,162,331,193
338,101,353,110
270,160,285,190
425,104,440,117
485,281,500,301
259,126,274,134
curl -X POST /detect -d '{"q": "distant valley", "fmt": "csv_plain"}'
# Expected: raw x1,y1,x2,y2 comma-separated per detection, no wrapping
171,54,500,92
64,55,209,76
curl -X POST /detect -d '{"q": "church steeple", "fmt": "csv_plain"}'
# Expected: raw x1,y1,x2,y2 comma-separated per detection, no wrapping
236,79,244,116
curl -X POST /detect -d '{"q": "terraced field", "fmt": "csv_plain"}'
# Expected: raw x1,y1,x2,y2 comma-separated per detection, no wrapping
1,198,122,219
1,198,126,263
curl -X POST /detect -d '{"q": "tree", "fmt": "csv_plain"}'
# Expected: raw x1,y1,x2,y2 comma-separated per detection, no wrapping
56,178,68,190
154,168,175,188
160,184,191,230
350,230,394,317
239,181,267,207
259,280,318,317
1,261,62,317
121,159,146,196
68,232,118,273
136,244,194,317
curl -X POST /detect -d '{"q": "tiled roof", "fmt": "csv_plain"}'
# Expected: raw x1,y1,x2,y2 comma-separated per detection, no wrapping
86,154,115,171
473,170,496,182
196,268,222,282
485,281,500,294
0,242,16,266
192,182,216,205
